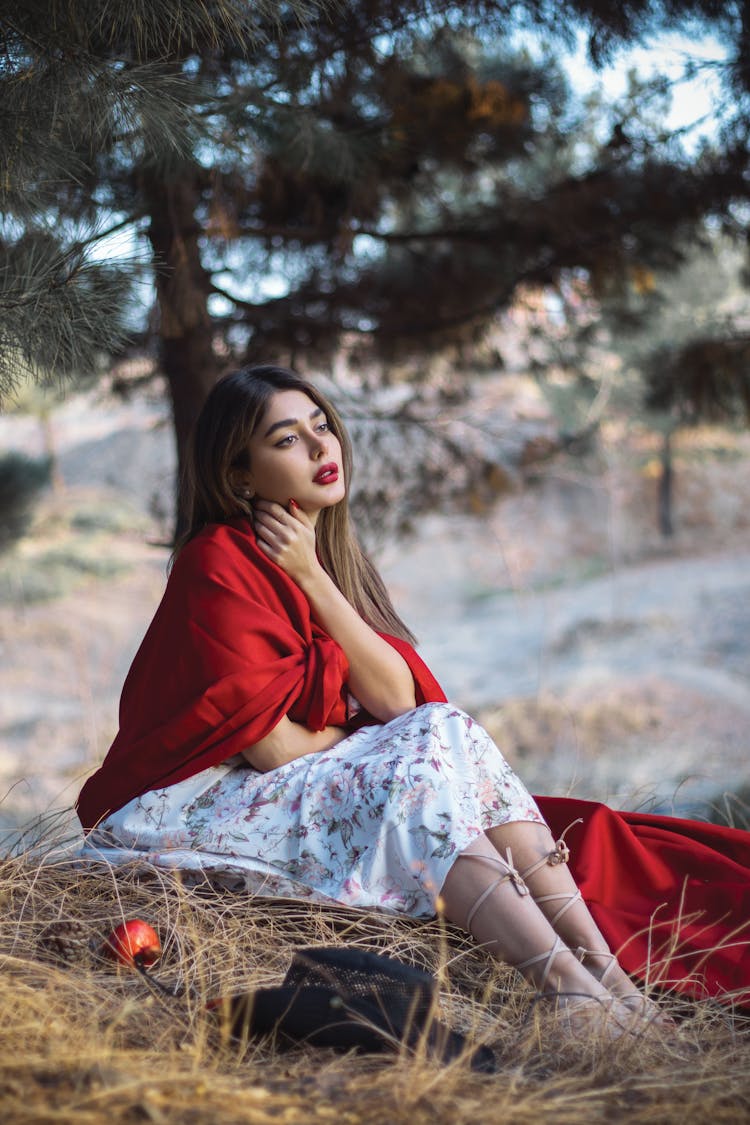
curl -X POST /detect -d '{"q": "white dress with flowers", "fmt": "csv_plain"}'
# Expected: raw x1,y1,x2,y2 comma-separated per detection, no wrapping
84,702,544,917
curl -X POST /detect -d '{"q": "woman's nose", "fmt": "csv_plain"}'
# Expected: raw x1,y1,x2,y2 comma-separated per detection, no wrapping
309,432,328,457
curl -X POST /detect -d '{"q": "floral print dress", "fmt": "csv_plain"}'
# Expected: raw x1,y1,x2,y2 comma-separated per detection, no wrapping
85,703,544,917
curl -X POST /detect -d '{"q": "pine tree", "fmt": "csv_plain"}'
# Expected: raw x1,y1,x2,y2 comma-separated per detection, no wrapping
5,0,750,533
0,0,318,397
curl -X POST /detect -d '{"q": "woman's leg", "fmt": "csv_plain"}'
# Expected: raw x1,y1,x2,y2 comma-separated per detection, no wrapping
484,820,667,1018
438,833,638,1034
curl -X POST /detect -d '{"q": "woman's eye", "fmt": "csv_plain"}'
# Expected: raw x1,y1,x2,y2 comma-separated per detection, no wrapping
275,434,296,447
316,421,330,433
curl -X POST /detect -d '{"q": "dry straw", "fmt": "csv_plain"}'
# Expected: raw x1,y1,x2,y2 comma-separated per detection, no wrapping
1,818,749,1125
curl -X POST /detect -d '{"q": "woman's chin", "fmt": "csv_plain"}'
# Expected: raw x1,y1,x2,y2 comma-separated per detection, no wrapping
314,487,346,512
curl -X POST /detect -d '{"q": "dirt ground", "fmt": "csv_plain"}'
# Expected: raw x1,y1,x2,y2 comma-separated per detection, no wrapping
1,381,749,837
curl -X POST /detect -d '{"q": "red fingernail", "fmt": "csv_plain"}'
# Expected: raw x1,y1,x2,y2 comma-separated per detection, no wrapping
289,498,299,509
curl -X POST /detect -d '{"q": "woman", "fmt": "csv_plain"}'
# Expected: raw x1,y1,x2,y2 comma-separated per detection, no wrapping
77,366,749,1028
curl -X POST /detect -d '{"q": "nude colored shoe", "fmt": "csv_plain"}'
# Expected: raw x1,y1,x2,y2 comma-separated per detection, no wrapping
516,935,643,1041
516,831,674,1030
573,947,676,1028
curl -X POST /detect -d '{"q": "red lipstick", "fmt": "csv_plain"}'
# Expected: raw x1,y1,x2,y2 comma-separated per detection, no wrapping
313,462,339,485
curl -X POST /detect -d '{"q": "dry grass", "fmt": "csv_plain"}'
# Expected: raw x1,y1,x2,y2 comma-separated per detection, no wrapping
1,825,749,1125
478,690,662,765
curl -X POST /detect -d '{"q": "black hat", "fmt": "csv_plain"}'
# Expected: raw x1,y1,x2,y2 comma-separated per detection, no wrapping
219,945,497,1073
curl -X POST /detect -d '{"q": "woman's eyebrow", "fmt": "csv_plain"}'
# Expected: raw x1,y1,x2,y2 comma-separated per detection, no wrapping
263,407,323,438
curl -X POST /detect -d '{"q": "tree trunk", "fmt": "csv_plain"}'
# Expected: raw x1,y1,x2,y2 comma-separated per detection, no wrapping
141,168,220,539
658,428,674,538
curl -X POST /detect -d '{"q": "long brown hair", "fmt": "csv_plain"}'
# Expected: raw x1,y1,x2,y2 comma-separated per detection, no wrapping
175,365,416,644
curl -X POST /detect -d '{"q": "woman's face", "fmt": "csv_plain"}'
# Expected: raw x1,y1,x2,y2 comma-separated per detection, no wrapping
240,389,346,523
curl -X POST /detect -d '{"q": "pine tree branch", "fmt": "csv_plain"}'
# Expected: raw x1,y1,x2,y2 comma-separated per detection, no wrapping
80,213,149,247
209,281,273,313
353,224,504,244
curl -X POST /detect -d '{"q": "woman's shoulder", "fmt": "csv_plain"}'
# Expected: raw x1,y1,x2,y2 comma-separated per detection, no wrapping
175,519,259,570
171,519,297,605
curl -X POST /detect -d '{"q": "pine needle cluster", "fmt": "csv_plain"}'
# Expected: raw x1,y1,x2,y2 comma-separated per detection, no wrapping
0,0,319,396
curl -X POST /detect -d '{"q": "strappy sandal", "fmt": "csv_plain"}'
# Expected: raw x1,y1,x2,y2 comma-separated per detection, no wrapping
516,822,583,924
460,846,570,990
540,990,647,1040
517,936,646,1040
517,825,673,1028
459,851,649,1041
573,947,675,1027
464,846,529,932
515,933,568,990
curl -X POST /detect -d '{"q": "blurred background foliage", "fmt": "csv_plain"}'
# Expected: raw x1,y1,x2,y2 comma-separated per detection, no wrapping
0,451,51,552
3,0,750,536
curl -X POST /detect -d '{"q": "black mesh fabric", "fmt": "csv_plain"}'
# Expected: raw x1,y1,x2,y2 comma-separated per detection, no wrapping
283,947,437,1027
221,945,498,1073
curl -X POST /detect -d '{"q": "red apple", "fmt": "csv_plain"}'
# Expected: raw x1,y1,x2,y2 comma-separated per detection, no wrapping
103,919,161,969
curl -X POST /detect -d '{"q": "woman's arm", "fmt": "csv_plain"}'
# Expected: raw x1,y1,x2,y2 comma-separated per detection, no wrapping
295,563,417,720
252,500,417,722
242,715,348,772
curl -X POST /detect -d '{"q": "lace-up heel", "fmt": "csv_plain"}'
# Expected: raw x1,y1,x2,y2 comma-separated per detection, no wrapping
515,934,568,990
515,825,673,1029
513,935,642,1040
573,946,675,1027
455,844,648,1042
516,822,584,924
464,845,529,932
460,851,578,994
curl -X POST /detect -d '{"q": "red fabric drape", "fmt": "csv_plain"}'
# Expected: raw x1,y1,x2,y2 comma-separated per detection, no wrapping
76,520,444,831
538,797,750,1004
76,518,750,1003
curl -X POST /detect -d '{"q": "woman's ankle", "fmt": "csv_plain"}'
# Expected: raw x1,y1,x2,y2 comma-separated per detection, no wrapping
576,948,616,980
535,948,612,1000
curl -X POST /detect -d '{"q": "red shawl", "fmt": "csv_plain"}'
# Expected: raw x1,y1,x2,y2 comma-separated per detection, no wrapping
77,518,750,1003
76,520,444,831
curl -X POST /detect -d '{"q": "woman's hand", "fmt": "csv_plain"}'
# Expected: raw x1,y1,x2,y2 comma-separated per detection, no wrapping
255,499,417,723
253,499,321,586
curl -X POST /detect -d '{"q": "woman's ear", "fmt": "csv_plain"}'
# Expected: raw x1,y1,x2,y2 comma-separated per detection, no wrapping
229,469,255,500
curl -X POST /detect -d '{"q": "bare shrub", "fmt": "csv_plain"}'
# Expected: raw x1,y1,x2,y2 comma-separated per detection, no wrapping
0,451,50,553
